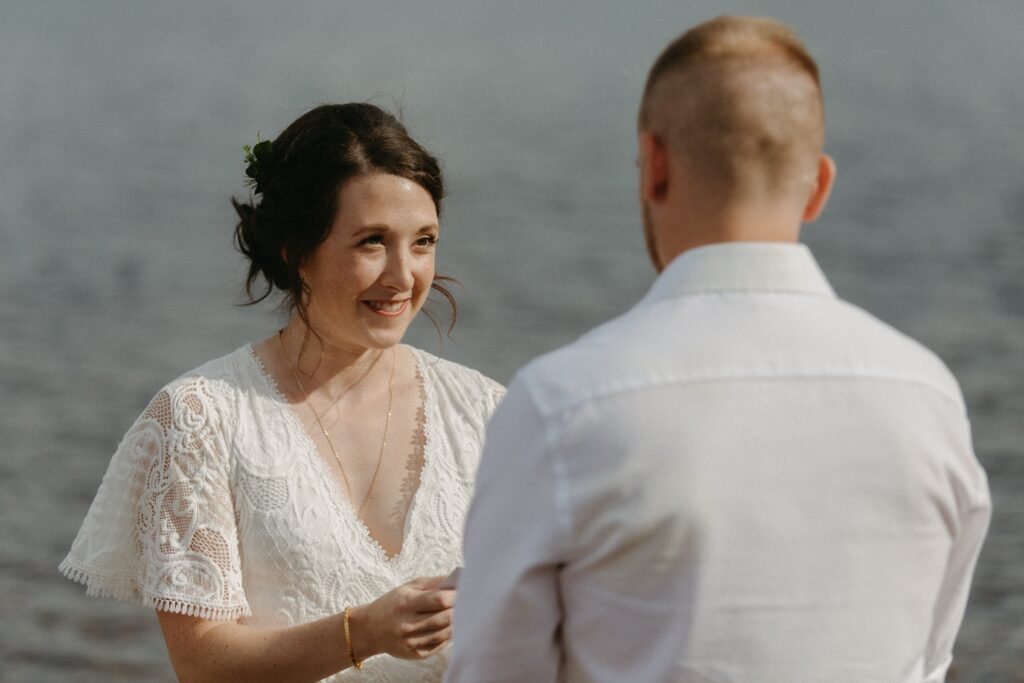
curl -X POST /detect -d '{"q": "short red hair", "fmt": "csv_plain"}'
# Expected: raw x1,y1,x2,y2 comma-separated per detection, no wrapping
639,16,824,195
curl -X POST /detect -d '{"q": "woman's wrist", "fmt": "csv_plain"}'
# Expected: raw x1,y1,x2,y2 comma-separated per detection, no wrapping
346,603,378,665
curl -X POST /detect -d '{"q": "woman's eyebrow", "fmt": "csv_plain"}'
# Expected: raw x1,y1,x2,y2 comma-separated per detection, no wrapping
351,225,389,237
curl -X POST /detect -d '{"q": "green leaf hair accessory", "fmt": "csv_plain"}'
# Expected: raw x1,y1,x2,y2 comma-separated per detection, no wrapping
243,133,275,194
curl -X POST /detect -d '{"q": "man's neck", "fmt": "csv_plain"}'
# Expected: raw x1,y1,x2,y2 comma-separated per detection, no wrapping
655,202,803,269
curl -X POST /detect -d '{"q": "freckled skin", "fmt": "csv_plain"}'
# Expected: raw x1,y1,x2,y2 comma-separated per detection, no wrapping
301,173,439,353
160,173,454,679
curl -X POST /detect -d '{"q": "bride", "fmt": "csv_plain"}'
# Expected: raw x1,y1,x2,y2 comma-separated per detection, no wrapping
61,103,504,682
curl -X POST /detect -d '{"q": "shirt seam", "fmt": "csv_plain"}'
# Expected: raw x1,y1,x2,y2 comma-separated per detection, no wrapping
532,371,965,422
644,286,835,302
519,379,573,554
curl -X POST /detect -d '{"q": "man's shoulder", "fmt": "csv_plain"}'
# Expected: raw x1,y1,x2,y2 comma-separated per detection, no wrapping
515,308,652,418
515,293,965,419
827,298,964,406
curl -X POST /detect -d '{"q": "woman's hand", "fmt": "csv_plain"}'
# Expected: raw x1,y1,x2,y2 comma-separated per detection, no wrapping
157,576,456,683
351,575,455,660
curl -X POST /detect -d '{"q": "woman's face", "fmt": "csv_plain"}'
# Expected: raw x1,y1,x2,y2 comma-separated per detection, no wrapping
301,173,438,353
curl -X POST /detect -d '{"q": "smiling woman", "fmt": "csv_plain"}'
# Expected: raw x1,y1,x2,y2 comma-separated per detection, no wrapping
301,174,440,353
59,103,505,683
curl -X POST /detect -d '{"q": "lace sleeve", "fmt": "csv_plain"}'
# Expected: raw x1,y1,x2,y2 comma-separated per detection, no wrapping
481,374,507,421
60,376,250,621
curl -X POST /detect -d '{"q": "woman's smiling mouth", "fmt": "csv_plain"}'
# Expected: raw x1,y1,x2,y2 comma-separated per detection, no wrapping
364,299,410,317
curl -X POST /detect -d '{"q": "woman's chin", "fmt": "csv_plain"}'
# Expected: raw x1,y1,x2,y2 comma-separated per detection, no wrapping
304,313,414,352
358,324,412,351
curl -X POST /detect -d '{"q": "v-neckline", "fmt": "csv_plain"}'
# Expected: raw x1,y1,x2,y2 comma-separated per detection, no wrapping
246,343,432,565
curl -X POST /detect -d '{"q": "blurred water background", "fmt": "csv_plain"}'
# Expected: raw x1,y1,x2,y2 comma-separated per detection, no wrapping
0,1,1021,680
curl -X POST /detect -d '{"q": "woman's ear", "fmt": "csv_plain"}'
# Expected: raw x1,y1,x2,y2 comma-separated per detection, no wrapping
802,153,836,223
639,131,671,203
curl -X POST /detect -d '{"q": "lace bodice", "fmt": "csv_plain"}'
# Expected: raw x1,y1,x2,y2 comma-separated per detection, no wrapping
61,344,505,682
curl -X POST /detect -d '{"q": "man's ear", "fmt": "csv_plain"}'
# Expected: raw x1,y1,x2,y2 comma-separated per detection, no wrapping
803,153,836,222
639,131,671,203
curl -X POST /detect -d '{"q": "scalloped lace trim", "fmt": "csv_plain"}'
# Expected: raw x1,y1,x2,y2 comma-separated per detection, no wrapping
59,560,136,601
59,559,250,622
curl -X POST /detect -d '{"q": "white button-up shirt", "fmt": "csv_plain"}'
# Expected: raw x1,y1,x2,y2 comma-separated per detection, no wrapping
447,243,990,683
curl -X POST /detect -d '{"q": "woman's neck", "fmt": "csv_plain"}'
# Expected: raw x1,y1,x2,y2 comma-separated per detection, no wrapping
276,318,392,396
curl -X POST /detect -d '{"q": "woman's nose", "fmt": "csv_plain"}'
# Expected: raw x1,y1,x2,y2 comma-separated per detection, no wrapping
380,249,415,291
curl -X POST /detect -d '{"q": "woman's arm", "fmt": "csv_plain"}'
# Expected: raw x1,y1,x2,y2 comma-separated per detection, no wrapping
158,576,454,683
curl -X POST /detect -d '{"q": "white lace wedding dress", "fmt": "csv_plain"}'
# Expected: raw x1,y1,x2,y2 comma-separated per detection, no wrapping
61,344,504,681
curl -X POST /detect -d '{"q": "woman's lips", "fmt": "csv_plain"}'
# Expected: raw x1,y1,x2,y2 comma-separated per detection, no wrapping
363,299,410,317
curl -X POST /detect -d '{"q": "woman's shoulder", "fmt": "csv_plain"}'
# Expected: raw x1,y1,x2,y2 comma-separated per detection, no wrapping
408,346,505,405
408,347,504,472
142,344,260,432
158,344,256,397
61,345,255,619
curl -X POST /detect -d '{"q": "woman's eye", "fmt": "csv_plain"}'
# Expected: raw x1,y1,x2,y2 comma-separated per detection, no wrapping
416,235,438,247
359,235,385,247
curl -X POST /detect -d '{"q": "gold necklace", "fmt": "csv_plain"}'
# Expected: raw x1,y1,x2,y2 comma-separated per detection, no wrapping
278,332,396,519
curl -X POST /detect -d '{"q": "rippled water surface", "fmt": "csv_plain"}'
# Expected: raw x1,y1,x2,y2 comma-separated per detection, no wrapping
1,2,1022,681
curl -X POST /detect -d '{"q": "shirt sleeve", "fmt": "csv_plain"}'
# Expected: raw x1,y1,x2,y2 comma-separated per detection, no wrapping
922,414,991,682
445,376,565,683
60,376,250,621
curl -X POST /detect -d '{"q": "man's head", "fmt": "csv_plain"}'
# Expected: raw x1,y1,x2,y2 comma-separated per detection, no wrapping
637,16,835,270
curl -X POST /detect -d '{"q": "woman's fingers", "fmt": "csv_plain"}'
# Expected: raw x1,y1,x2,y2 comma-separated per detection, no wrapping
410,575,447,591
404,608,451,636
413,587,455,613
410,626,452,657
373,577,458,660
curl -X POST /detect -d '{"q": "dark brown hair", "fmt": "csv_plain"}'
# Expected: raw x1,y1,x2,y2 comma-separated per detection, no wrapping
232,103,456,333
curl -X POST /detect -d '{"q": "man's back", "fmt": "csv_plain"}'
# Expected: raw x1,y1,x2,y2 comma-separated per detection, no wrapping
452,243,989,682
447,16,990,683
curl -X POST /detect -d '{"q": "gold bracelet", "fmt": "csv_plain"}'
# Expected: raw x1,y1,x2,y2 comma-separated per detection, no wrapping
343,607,363,670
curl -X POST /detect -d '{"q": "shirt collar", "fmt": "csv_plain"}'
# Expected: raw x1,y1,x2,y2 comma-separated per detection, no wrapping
642,242,836,306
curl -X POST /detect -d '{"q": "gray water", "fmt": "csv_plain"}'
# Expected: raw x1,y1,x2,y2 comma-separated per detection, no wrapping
1,1,1021,680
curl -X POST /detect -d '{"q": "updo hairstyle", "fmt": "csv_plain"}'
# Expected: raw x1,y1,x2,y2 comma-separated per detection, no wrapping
232,103,456,332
